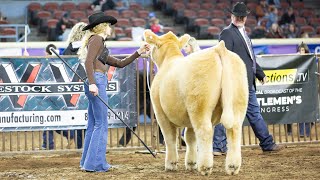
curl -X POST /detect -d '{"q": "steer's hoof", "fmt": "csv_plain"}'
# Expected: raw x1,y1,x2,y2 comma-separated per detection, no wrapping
165,161,178,171
226,164,240,175
186,162,197,171
198,166,212,176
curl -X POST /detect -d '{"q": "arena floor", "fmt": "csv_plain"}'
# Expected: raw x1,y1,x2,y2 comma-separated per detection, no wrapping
0,143,319,180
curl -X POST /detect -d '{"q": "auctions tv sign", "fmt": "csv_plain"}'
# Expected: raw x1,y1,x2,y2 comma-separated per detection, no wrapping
254,54,319,124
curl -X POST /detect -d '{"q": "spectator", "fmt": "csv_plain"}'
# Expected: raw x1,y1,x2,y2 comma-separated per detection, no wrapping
256,0,269,20
62,22,88,149
149,17,163,36
266,23,284,38
55,13,71,41
180,36,201,146
91,0,106,11
183,37,201,55
250,25,267,38
101,0,116,11
297,42,313,137
268,0,281,8
145,12,156,29
42,44,75,150
63,22,88,55
115,0,129,12
284,23,299,38
288,42,313,137
279,7,295,26
61,22,73,42
265,6,278,29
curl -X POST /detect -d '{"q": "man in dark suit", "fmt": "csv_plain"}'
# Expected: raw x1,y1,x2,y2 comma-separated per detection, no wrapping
212,2,284,156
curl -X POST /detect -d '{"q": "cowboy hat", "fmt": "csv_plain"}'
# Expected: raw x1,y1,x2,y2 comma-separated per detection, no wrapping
82,11,117,31
228,2,250,17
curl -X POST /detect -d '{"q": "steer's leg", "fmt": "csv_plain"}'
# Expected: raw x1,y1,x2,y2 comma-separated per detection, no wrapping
190,112,213,175
225,116,242,175
184,127,197,171
156,113,179,171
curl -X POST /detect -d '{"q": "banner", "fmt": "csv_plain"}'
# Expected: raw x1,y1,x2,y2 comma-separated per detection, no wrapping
254,54,319,124
0,57,137,131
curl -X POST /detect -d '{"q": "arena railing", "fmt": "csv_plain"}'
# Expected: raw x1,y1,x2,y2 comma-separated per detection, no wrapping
0,39,320,154
0,24,30,42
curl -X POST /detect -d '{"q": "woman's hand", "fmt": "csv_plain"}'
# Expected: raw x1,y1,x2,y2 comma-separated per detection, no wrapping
89,84,99,96
137,42,151,55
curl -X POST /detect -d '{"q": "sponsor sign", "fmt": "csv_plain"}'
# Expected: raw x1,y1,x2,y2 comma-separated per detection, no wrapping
0,57,137,131
253,54,319,124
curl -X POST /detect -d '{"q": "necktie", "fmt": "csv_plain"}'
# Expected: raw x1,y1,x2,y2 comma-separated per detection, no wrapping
243,29,256,73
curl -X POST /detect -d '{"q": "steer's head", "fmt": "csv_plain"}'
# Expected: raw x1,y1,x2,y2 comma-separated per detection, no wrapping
144,30,190,67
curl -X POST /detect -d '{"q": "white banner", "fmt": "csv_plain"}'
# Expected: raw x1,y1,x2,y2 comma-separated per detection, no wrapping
0,110,87,128
0,109,132,128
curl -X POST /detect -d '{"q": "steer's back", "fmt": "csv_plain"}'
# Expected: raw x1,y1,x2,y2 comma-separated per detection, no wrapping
151,47,223,127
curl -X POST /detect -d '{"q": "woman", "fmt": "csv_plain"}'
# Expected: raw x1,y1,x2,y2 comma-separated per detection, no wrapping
297,42,310,54
61,22,88,149
63,22,87,55
297,42,312,137
287,42,311,136
181,36,200,146
285,23,299,39
78,11,149,172
182,37,200,55
266,23,284,38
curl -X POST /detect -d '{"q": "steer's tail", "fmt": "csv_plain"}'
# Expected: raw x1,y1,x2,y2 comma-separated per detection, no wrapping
215,41,234,129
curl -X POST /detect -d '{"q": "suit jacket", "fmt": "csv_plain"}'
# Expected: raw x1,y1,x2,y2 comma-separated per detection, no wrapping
219,23,265,89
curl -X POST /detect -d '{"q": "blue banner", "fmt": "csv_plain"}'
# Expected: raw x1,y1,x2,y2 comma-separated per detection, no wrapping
0,57,137,131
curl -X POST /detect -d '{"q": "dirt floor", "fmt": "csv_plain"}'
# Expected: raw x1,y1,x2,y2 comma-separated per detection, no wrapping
0,144,319,180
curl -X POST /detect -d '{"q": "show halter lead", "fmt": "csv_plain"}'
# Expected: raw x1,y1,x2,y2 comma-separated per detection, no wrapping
50,47,157,158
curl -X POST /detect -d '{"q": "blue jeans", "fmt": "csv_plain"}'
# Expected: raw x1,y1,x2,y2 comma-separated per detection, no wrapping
80,72,111,172
213,86,275,151
76,129,85,149
213,124,227,153
299,123,312,137
42,130,75,149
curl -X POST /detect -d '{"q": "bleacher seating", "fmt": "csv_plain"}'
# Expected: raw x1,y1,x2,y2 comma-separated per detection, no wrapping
28,2,42,25
77,2,91,11
43,2,59,12
104,10,120,18
156,0,320,39
60,2,77,12
300,25,315,35
207,26,221,39
70,11,86,21
25,1,157,41
22,0,320,41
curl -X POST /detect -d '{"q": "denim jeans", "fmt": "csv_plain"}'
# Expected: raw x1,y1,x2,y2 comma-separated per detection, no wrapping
213,86,275,151
299,123,312,137
212,124,227,153
76,129,85,149
80,72,111,172
42,130,75,149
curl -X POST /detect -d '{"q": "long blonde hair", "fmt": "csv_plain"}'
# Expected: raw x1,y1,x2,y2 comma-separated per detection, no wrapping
78,23,110,62
66,22,88,44
188,37,201,53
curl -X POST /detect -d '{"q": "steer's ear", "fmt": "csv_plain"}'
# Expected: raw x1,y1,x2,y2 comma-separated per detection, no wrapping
144,29,159,46
178,34,191,49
